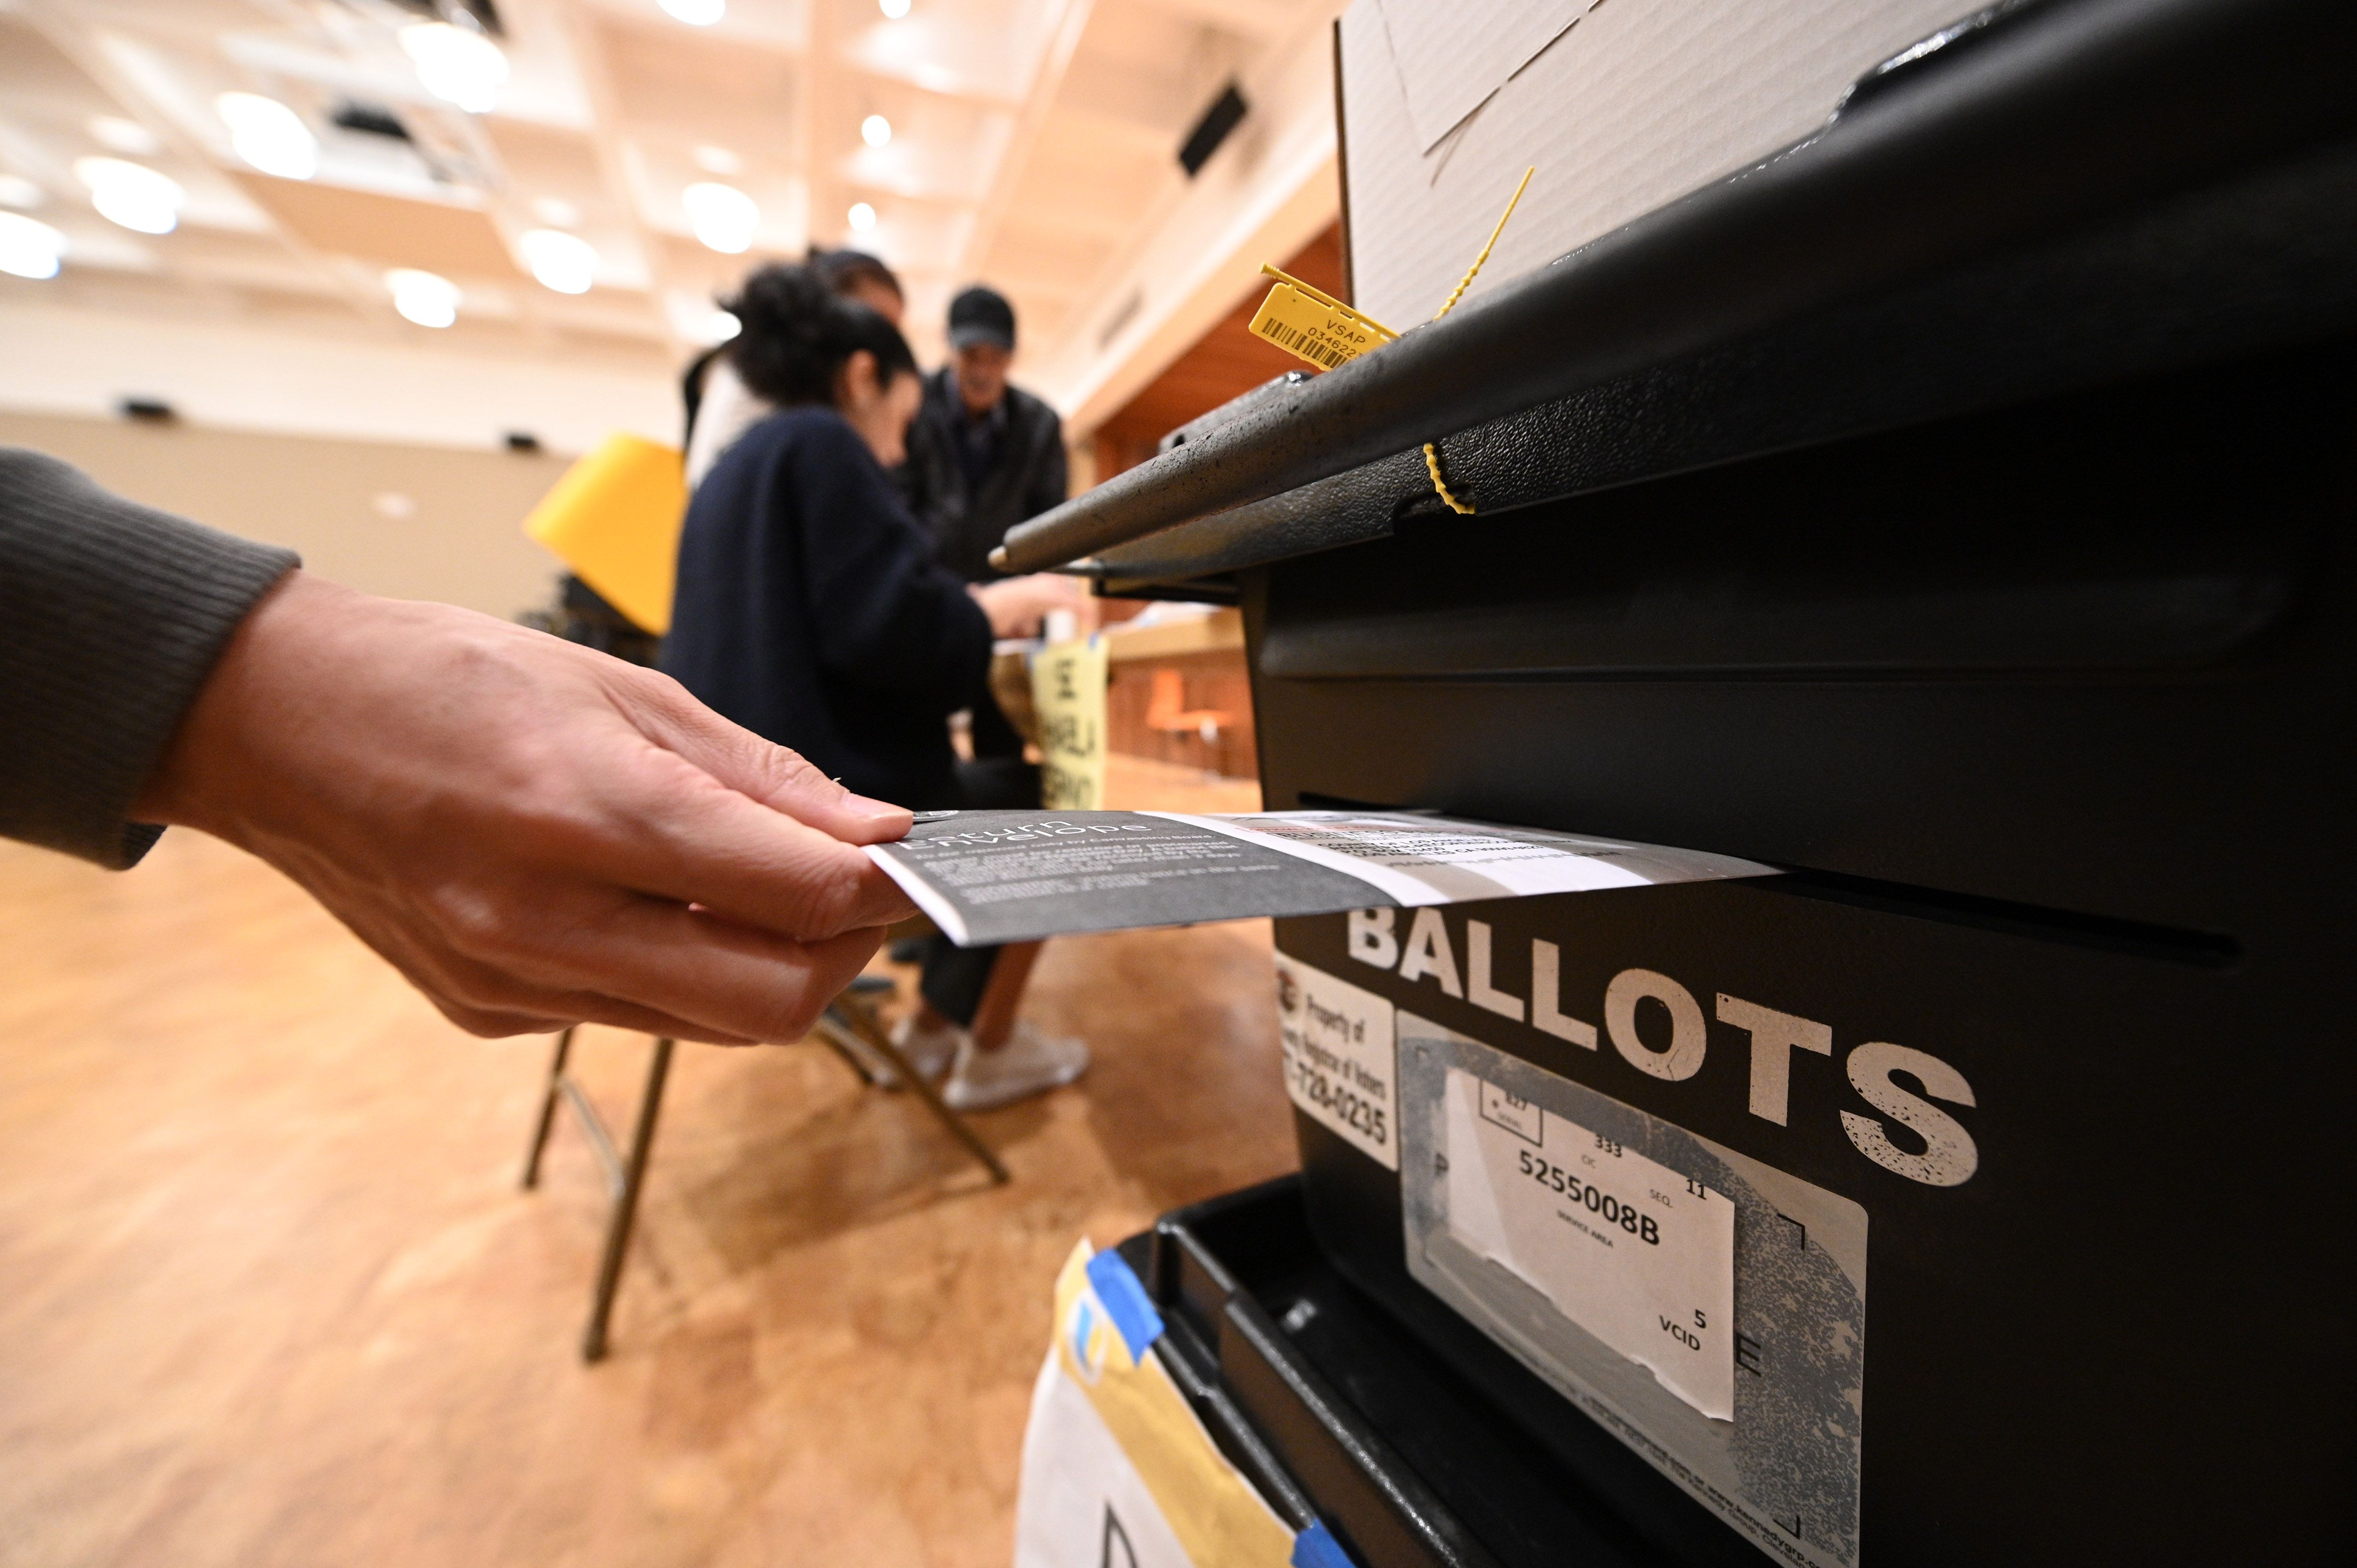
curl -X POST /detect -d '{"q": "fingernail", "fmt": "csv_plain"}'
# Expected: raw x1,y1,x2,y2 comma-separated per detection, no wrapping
844,793,911,820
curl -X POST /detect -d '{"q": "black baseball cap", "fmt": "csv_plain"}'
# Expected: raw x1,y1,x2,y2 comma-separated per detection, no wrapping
947,284,1016,352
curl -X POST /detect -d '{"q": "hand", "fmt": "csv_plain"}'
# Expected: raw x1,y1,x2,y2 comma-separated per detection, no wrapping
970,573,1087,639
132,572,919,1044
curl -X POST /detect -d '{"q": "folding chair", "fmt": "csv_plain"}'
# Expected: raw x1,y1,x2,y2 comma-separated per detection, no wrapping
519,974,1009,1362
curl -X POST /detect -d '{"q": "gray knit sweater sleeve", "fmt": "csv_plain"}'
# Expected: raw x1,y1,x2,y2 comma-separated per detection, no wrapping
0,447,298,869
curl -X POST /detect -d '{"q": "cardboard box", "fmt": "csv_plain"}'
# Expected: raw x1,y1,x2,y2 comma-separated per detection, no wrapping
1340,0,1977,328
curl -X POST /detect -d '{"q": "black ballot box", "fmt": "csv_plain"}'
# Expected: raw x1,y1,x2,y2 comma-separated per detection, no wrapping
995,0,2357,1561
1243,336,2355,1568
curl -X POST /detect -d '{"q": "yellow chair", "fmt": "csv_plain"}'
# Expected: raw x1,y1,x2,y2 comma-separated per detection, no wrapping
521,433,688,635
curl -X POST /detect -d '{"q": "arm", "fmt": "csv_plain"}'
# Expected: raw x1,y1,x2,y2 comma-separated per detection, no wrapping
971,575,1086,639
5,450,916,1045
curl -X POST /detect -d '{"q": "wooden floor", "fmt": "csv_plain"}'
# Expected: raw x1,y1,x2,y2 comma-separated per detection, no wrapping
0,757,1286,1567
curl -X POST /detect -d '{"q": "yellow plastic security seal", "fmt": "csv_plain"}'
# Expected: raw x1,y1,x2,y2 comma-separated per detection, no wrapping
1423,165,1534,514
520,432,687,635
1246,167,1535,515
1248,267,1400,369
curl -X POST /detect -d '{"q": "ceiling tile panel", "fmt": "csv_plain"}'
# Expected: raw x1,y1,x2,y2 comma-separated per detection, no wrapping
230,174,521,276
599,18,799,147
3,0,1338,382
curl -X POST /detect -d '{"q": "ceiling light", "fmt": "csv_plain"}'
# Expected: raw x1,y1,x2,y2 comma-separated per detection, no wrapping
88,115,160,156
531,196,581,228
847,201,876,232
400,22,509,115
216,93,318,181
386,268,460,328
861,114,892,148
518,228,597,294
0,213,66,280
879,0,911,18
692,144,742,175
658,0,725,23
74,157,183,236
683,181,758,254
0,175,44,210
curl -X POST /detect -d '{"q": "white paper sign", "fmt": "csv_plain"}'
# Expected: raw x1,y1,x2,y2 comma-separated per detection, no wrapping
1013,1355,1196,1568
1443,1066,1737,1419
1276,955,1399,1171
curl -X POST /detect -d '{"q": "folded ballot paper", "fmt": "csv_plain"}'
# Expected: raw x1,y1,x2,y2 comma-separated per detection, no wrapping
867,810,1775,946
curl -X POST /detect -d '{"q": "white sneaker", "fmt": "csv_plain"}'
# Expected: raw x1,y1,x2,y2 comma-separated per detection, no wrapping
882,1012,965,1086
941,1020,1090,1111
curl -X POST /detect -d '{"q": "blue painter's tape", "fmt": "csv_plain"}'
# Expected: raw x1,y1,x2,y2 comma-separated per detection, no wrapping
1069,1294,1100,1374
1291,1520,1353,1568
1083,1248,1165,1362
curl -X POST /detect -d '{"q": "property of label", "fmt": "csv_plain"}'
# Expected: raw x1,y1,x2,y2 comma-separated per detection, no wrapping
1275,955,1398,1170
1248,282,1393,371
1443,1068,1736,1419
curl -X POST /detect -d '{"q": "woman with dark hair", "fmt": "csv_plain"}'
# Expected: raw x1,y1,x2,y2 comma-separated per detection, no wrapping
662,262,1088,1109
682,249,904,487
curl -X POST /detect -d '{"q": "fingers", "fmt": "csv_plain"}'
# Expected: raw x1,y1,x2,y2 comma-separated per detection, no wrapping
599,763,918,936
410,904,883,1044
573,665,919,936
304,877,769,1043
419,879,886,1044
619,669,914,846
529,903,885,1043
425,992,761,1046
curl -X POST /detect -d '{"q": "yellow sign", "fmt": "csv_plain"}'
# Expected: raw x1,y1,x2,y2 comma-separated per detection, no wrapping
521,432,686,634
1031,636,1108,810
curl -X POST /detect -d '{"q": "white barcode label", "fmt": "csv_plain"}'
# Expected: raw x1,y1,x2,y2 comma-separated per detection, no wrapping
1443,1066,1738,1419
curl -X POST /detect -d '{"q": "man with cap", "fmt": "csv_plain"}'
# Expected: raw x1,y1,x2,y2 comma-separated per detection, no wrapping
891,285,1089,1108
901,285,1068,589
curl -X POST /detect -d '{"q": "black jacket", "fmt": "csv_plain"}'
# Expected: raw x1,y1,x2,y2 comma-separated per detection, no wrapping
662,408,993,809
898,367,1067,582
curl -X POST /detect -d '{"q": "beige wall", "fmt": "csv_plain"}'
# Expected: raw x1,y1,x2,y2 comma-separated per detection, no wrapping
0,412,577,620
0,301,679,456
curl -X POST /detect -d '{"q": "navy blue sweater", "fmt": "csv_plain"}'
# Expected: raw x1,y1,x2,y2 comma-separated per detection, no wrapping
662,408,994,809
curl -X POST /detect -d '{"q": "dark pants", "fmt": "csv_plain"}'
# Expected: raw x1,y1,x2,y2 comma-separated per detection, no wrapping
915,749,1043,1028
969,686,1027,759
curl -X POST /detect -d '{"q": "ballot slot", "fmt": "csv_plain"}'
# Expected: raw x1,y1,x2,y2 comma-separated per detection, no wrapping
1288,795,2244,969
1281,796,2243,971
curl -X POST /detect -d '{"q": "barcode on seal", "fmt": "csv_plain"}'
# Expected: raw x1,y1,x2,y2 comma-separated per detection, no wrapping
1253,317,1353,369
1246,281,1392,374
